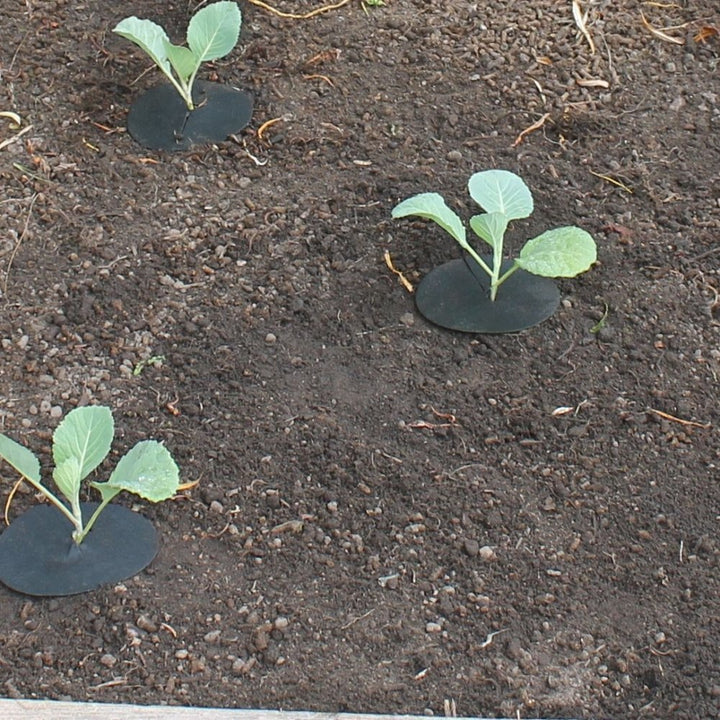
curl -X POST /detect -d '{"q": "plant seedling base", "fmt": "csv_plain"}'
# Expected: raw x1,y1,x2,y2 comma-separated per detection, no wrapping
415,256,560,333
0,502,158,597
127,80,254,151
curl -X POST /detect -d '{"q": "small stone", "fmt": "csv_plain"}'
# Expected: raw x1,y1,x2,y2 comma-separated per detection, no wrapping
209,500,224,514
463,538,479,557
478,545,496,561
253,630,269,651
204,630,222,644
190,657,206,673
274,616,289,631
669,96,686,112
400,312,415,326
426,622,443,634
175,649,189,660
596,326,615,343
265,333,277,344
447,150,463,162
100,654,117,668
136,614,157,633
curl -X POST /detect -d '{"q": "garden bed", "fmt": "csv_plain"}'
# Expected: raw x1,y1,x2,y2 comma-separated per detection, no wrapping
0,1,719,718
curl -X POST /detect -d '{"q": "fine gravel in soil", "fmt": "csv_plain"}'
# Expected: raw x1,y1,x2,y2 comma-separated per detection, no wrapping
1,1,719,718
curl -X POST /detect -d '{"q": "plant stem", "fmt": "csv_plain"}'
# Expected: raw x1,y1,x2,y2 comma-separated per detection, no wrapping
69,496,86,544
19,474,80,530
158,66,195,110
492,262,521,300
462,244,493,280
73,494,113,544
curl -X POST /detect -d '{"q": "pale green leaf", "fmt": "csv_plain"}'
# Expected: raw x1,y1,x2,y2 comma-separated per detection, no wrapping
469,212,508,250
392,192,466,246
468,170,534,220
113,17,172,74
92,482,122,505
516,226,597,277
0,433,41,483
102,440,179,503
165,41,198,84
187,1,242,63
52,406,114,484
52,456,83,505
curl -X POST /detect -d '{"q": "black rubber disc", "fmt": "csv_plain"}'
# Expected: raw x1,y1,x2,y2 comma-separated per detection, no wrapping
0,503,158,597
127,80,254,151
415,256,560,333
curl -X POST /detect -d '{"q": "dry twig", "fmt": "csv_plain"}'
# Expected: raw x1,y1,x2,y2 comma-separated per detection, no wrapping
648,408,711,429
512,112,550,147
640,11,686,44
3,192,38,295
589,170,633,194
247,0,350,19
3,478,24,525
384,250,413,292
573,0,596,54
257,116,283,141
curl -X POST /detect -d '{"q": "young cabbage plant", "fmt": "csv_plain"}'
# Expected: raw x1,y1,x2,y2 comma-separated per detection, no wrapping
113,1,242,111
392,169,597,301
0,406,179,545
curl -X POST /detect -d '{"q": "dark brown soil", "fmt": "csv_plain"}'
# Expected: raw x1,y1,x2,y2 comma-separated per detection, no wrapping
1,1,720,718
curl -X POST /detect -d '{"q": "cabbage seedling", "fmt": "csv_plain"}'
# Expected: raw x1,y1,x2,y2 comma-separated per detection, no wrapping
0,406,179,545
113,1,242,111
392,169,597,301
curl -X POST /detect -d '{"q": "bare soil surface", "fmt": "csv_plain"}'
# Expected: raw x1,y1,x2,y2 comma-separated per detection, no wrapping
1,1,719,718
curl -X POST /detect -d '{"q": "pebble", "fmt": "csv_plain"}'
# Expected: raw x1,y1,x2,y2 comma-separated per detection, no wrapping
265,333,277,344
274,616,289,631
462,538,479,557
100,654,117,667
478,546,496,561
400,312,415,326
447,150,463,162
136,614,158,633
425,622,443,634
204,630,222,644
209,500,224,514
190,657,206,673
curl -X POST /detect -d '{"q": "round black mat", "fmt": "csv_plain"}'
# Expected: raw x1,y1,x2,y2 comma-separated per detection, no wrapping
0,503,159,596
415,256,560,333
127,80,254,151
